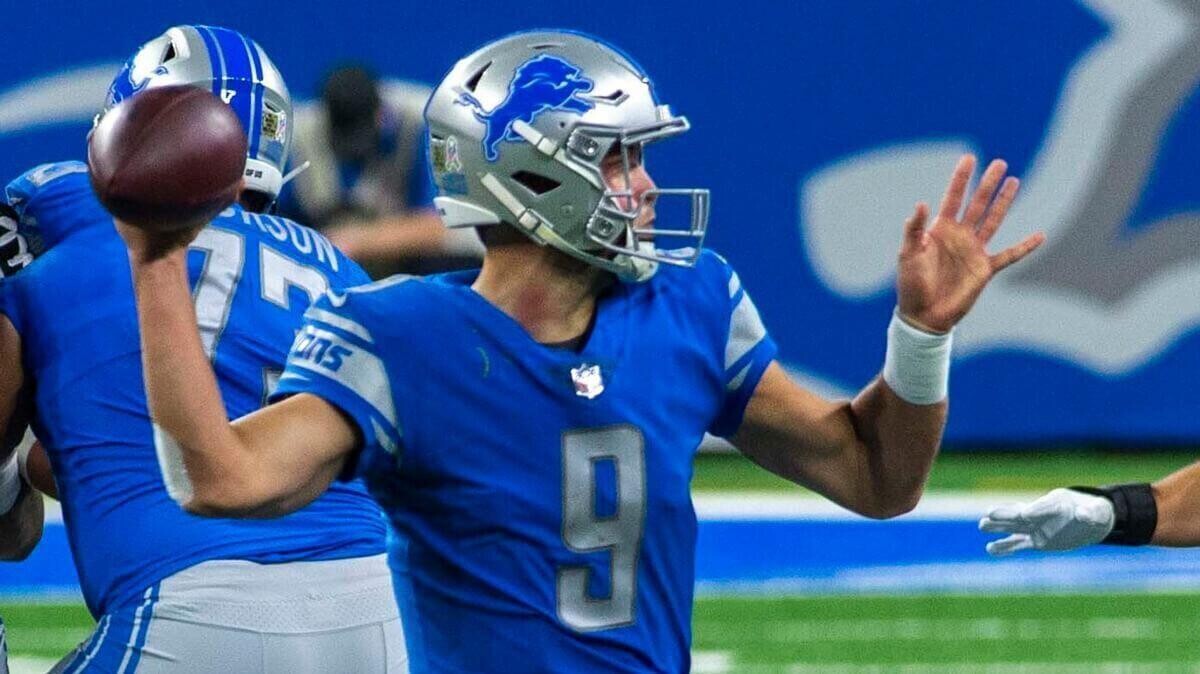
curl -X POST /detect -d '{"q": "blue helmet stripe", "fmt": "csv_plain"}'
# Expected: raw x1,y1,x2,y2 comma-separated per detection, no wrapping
193,26,224,97
239,33,266,159
206,27,255,147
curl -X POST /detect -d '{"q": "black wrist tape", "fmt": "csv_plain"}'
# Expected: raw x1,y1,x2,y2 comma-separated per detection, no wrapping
1070,483,1157,546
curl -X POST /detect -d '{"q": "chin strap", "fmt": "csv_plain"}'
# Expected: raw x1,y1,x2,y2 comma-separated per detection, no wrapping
280,160,311,187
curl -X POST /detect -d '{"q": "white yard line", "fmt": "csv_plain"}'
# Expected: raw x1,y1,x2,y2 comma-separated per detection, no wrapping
692,492,1044,521
9,656,62,674
782,664,1200,674
757,617,1163,642
691,650,735,674
689,655,1200,674
40,492,1035,526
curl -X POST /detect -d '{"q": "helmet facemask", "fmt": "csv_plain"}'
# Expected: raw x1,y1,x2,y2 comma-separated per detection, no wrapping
568,115,710,281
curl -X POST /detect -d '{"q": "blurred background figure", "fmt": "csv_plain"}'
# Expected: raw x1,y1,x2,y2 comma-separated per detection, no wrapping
282,65,482,277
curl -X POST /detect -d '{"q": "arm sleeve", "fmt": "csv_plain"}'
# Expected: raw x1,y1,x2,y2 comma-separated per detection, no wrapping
708,256,778,438
270,292,403,479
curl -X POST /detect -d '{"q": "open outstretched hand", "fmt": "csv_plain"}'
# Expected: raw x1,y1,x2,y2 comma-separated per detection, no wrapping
896,155,1045,333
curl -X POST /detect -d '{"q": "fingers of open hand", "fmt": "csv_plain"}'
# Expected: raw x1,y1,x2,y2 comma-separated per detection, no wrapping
900,202,930,253
980,503,1043,557
979,503,1033,534
986,534,1034,557
961,159,1008,229
937,154,976,222
977,176,1020,243
989,232,1047,273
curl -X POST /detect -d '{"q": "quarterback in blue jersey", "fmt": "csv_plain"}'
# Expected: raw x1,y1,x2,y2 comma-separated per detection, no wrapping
0,26,407,673
119,31,1045,673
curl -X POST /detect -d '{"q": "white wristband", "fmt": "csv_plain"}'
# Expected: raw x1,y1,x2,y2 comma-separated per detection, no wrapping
882,310,953,405
0,451,20,515
15,428,35,482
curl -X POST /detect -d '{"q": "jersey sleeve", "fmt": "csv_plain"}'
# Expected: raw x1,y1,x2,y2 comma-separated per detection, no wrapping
706,253,778,438
270,291,402,478
5,161,96,252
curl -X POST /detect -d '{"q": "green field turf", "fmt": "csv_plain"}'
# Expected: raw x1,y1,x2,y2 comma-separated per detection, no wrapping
6,594,1200,672
6,451,1199,672
691,450,1197,493
0,602,90,668
691,593,1200,672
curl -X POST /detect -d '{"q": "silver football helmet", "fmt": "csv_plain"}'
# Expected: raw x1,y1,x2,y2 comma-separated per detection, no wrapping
425,31,710,282
102,25,294,203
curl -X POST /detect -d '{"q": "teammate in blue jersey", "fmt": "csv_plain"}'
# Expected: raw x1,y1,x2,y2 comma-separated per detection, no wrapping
119,31,1045,673
0,26,407,673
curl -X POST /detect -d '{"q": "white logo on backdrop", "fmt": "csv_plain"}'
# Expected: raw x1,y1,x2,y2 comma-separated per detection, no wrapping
802,0,1200,375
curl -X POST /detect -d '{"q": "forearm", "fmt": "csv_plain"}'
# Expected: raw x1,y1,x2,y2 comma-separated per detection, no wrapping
129,254,253,507
733,363,944,519
0,481,43,561
847,377,946,516
356,213,448,261
23,439,57,499
1149,461,1200,546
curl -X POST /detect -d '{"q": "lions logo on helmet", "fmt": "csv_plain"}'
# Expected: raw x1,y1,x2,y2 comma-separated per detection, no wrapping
456,54,596,162
100,25,295,204
426,30,710,283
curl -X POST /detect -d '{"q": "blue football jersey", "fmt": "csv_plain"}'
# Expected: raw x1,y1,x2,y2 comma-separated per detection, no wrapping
273,251,776,673
0,162,387,617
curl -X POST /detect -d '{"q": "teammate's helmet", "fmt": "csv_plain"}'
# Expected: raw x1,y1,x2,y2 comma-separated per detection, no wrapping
101,25,293,203
425,30,709,282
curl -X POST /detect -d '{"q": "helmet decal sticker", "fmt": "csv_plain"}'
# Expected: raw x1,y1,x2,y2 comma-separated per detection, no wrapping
456,54,595,162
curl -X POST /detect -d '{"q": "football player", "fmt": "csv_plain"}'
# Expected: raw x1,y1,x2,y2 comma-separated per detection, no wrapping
0,26,406,672
118,31,1044,673
0,208,40,564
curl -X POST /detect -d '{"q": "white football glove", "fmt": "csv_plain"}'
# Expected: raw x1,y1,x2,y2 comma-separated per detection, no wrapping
979,488,1115,556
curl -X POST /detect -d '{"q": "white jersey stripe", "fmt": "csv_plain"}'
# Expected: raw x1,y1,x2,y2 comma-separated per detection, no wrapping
725,290,768,370
69,615,111,674
306,307,375,344
288,326,399,430
116,586,156,673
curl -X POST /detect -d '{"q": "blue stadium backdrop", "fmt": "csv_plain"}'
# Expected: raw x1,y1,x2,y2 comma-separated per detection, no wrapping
4,0,1199,444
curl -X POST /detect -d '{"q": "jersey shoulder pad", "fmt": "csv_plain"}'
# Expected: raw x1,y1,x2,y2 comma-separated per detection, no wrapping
652,248,737,307
6,161,90,215
6,161,103,250
216,206,371,287
341,271,429,303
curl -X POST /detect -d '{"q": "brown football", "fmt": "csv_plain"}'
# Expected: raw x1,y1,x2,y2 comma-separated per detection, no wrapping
88,85,247,232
